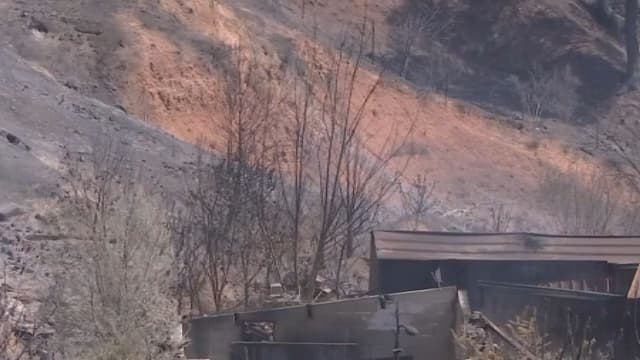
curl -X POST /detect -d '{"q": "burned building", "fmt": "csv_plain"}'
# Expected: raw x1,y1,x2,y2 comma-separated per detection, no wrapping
185,231,640,359
369,231,640,355
369,231,640,304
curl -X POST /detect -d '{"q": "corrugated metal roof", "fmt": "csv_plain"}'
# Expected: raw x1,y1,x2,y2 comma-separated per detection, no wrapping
372,231,640,264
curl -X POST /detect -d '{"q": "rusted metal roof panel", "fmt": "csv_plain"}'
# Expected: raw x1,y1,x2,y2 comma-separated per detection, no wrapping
372,231,640,264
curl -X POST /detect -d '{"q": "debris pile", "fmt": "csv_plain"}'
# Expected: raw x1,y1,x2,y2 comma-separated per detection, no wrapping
0,283,54,359
262,274,366,308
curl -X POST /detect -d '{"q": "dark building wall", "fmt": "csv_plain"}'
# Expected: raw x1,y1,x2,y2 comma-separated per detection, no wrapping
375,260,441,294
479,283,625,325
185,287,459,360
612,265,637,296
465,260,610,305
478,282,628,356
374,259,611,306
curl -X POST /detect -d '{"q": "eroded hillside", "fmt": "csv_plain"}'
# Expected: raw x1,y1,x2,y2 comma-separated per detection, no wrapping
3,0,633,232
4,0,640,356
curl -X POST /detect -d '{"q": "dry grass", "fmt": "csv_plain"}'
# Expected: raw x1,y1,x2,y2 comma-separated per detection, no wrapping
84,0,610,234
455,311,615,360
393,140,430,157
50,139,184,360
537,166,625,235
524,139,540,151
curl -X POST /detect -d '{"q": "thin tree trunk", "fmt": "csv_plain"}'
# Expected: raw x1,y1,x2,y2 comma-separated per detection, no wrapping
346,215,354,258
243,278,250,310
305,236,326,300
402,53,411,79
293,211,299,290
371,21,376,57
626,0,639,81
334,240,347,299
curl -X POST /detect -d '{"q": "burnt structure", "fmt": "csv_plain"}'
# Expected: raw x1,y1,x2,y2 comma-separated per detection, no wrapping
369,231,640,304
185,287,460,360
369,231,640,356
186,231,640,360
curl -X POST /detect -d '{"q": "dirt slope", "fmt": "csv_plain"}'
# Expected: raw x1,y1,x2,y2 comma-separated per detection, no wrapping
0,38,202,321
4,0,640,346
0,0,628,232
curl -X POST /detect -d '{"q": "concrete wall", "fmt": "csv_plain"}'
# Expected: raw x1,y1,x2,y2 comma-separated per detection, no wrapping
185,287,459,360
230,342,359,360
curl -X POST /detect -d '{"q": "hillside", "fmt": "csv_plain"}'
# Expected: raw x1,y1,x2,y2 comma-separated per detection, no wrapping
2,0,640,354
3,0,631,232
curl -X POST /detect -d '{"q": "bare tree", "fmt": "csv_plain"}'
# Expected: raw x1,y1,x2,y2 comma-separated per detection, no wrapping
308,27,416,298
275,21,412,299
167,204,205,315
234,164,280,309
53,138,182,360
399,174,437,231
425,45,464,101
488,204,513,233
609,118,640,193
388,0,454,79
538,167,620,235
275,56,316,294
332,134,407,297
220,49,283,309
177,153,237,312
174,24,410,305
303,40,376,297
174,48,284,311
512,64,580,122
178,154,274,311
604,121,640,235
590,119,640,236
